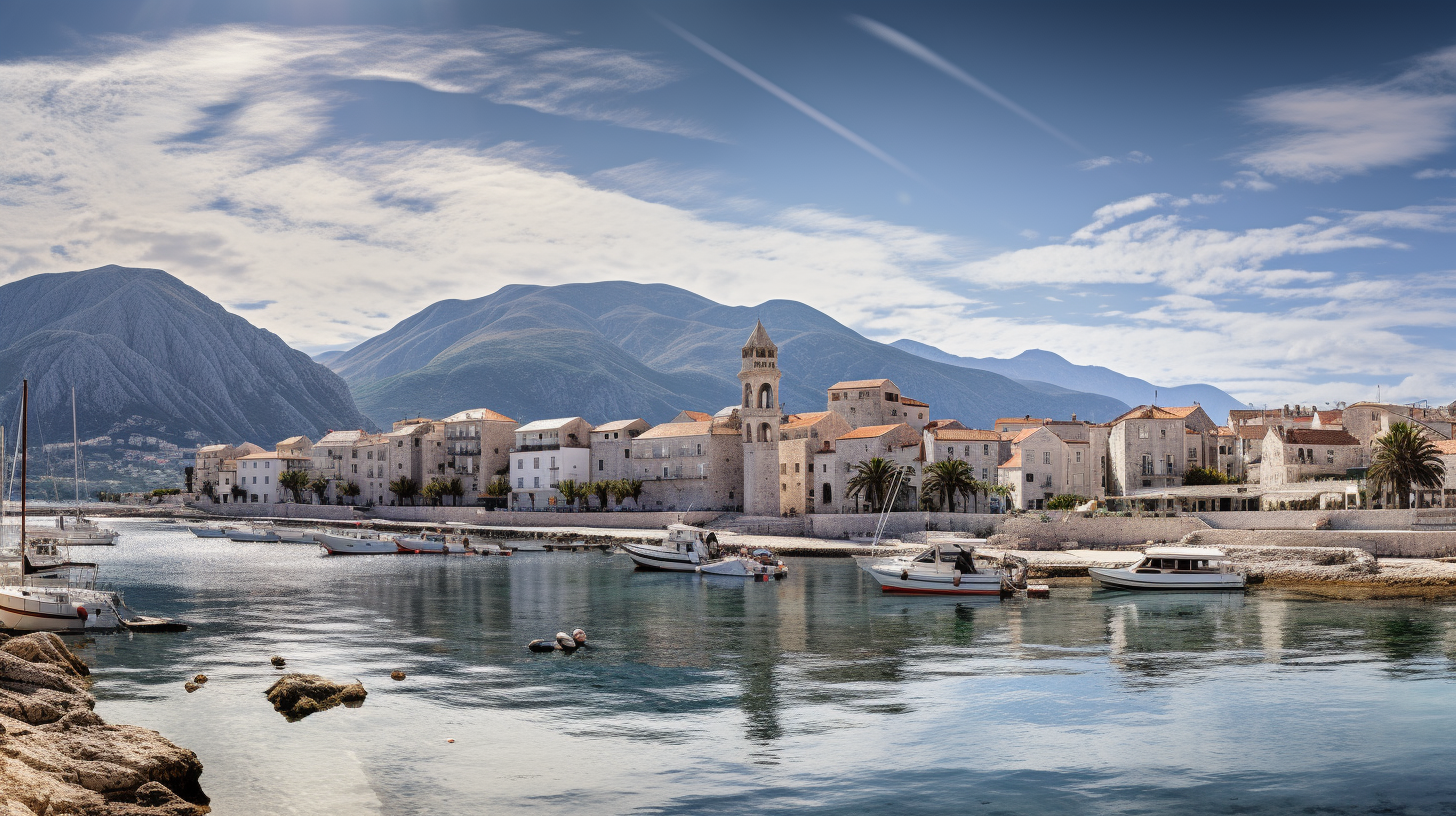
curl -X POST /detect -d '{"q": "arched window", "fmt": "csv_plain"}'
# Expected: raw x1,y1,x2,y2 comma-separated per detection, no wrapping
758,383,773,409
745,427,752,442
743,383,752,408
758,423,771,442
822,483,832,504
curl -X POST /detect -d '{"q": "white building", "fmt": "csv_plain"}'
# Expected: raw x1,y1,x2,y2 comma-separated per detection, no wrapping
510,417,593,510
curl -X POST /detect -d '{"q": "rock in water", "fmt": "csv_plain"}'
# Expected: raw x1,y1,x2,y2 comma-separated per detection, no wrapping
0,632,209,815
264,673,367,722
270,655,286,668
390,670,406,681
526,639,555,653
192,674,208,684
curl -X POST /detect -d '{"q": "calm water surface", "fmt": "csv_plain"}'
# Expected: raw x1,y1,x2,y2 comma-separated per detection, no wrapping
63,522,1456,815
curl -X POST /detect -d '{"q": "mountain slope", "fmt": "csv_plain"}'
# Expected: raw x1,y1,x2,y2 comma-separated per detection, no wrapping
891,339,1247,425
331,282,1132,429
0,265,374,491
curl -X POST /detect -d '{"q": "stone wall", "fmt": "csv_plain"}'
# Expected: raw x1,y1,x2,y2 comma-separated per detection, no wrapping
805,512,1003,540
1196,528,1456,558
190,502,721,528
992,514,1207,550
1191,510,1416,531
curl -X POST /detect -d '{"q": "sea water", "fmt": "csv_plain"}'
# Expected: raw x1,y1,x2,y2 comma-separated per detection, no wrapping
67,521,1456,814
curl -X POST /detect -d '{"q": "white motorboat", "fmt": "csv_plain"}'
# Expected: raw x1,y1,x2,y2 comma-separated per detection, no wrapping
620,524,722,572
314,530,397,555
272,527,317,544
226,527,281,543
862,543,1024,596
46,515,119,546
394,535,471,554
698,548,788,579
188,525,230,538
1088,546,1246,591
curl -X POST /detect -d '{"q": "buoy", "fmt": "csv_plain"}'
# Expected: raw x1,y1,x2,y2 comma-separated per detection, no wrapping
571,628,587,647
527,639,556,653
193,674,208,684
390,670,406,681
184,681,199,693
270,655,286,668
446,738,455,743
555,632,577,651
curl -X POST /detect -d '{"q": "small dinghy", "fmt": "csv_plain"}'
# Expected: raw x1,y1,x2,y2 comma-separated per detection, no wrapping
1088,546,1245,591
862,543,1025,596
621,524,720,572
394,535,471,554
227,527,281,543
188,526,230,538
314,530,397,555
698,548,788,579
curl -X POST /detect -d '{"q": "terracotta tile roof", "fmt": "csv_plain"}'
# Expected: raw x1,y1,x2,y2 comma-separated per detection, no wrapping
1160,406,1203,418
994,417,1045,427
900,396,928,408
1283,429,1361,446
931,428,1001,441
782,411,834,430
1238,425,1270,440
677,410,713,422
1010,428,1042,444
277,436,310,446
1434,440,1456,455
593,419,647,433
998,452,1023,469
1215,426,1234,436
442,408,516,423
238,452,281,460
923,419,966,432
829,379,892,389
1186,428,1202,435
1316,410,1343,423
1110,405,1186,423
516,418,588,433
839,424,903,440
315,431,364,446
638,421,713,439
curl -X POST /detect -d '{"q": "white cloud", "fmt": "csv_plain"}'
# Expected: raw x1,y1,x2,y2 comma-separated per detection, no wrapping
1240,46,1456,181
1415,168,1456,179
1076,150,1152,171
1018,228,1040,240
1221,170,1276,191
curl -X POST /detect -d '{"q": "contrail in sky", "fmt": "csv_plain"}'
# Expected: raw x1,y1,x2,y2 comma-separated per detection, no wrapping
657,15,924,183
850,14,1089,154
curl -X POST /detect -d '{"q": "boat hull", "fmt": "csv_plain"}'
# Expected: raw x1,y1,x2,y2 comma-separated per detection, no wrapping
187,527,228,538
697,557,788,578
1088,567,1246,591
0,588,122,632
314,532,397,555
620,541,700,572
226,532,281,542
865,564,1006,595
272,528,317,544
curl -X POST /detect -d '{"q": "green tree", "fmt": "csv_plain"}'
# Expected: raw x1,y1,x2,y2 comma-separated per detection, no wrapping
447,477,466,506
607,479,630,510
484,476,510,509
847,458,900,513
340,480,361,506
1369,422,1445,509
278,469,309,503
200,480,216,500
987,482,1013,513
556,479,582,511
308,477,330,504
922,460,977,513
625,479,645,510
1184,466,1230,486
1046,494,1089,510
389,476,420,506
422,478,449,507
590,480,612,511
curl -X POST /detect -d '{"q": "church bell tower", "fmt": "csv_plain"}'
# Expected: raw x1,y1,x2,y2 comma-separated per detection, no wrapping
739,321,782,516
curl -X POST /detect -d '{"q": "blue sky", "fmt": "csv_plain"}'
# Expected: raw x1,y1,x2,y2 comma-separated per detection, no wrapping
3,1,1456,410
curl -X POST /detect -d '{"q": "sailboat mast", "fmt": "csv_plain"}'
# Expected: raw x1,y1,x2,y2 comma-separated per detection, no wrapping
72,387,80,519
20,380,27,578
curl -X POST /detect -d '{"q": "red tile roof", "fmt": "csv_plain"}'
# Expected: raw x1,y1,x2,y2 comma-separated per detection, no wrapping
1010,428,1041,444
998,452,1023,469
1110,405,1187,423
839,424,904,440
638,421,713,439
677,410,713,422
1283,429,1361,446
931,428,1001,441
782,411,834,430
1434,440,1456,455
829,379,892,389
900,396,928,408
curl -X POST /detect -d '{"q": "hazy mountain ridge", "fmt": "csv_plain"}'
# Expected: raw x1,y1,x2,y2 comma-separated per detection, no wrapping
330,281,1133,429
890,339,1247,425
0,265,374,492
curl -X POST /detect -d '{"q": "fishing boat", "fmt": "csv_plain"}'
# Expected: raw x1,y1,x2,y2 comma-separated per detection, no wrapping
1088,546,1246,591
187,525,230,538
697,548,788,579
271,526,317,544
314,529,397,555
394,534,470,554
861,542,1026,596
620,524,721,572
226,527,281,543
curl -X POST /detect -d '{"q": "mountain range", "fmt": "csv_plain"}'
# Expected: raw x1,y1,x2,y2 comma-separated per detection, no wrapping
890,339,1246,425
0,266,372,492
327,281,1135,429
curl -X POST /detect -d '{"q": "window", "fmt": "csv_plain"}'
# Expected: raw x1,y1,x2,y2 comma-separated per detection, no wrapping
663,466,669,478
533,477,540,488
794,463,800,473
1160,428,1167,439
517,478,524,488
549,457,556,468
1138,425,1149,439
517,459,524,469
947,447,954,458
983,444,990,455
982,468,988,479
351,464,357,474
1043,451,1050,465
1327,449,1335,464
1026,473,1035,483
822,464,827,473
533,457,540,469
781,464,787,475
1189,447,1197,460
351,450,357,459
1075,450,1082,464
264,476,269,484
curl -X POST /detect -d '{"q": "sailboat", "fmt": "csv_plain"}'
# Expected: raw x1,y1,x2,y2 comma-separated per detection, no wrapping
42,389,117,546
0,381,130,631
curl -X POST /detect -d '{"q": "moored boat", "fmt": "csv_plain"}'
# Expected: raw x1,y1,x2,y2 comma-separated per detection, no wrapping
698,548,788,579
272,527,317,544
862,543,1024,596
394,535,470,554
314,530,396,555
226,527,281,543
1088,546,1246,591
187,525,230,538
621,524,721,572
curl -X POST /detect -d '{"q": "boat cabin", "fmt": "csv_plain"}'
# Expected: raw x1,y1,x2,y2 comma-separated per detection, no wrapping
664,524,719,554
1133,547,1231,574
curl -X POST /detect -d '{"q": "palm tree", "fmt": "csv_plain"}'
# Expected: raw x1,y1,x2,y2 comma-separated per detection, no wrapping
278,470,309,503
625,479,645,510
847,457,899,513
340,480,361,506
557,479,582,511
607,479,630,510
922,460,977,513
1369,422,1445,509
308,477,330,505
447,477,465,507
987,482,1013,513
389,476,420,506
423,478,450,507
484,476,510,509
590,480,612,511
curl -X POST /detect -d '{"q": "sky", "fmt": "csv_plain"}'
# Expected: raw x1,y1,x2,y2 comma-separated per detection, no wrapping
2,1,1456,411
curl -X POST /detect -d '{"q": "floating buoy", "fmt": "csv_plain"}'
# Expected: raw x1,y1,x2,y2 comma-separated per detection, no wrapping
555,632,577,651
390,670,406,681
193,674,208,684
527,639,556,653
184,681,199,693
571,628,587,648
270,656,286,668
446,738,455,743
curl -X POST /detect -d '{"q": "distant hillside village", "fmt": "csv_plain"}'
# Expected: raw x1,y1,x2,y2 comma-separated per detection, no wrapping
189,324,1456,515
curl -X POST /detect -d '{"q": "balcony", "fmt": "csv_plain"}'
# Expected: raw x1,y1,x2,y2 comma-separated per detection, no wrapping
447,444,482,456
511,442,588,452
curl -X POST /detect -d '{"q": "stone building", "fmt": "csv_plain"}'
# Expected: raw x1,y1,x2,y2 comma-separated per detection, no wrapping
192,444,235,496
826,379,931,431
354,433,389,506
509,417,593,510
1344,402,1455,447
820,423,923,514
1103,405,1216,495
997,426,1094,511
382,419,439,502
590,418,651,486
923,427,1005,486
310,430,364,496
439,409,518,499
740,322,782,517
778,411,852,515
1436,440,1456,508
1259,428,1366,487
631,417,744,511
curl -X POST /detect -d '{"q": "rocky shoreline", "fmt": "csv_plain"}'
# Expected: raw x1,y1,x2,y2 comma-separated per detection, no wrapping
0,633,208,815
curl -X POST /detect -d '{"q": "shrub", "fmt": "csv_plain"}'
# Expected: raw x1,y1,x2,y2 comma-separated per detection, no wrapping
1046,494,1088,510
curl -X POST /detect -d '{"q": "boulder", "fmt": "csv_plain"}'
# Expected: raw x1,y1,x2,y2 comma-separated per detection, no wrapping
264,674,367,722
